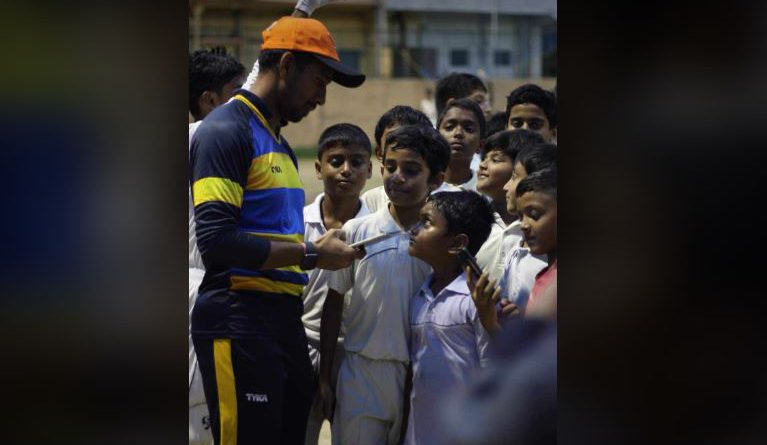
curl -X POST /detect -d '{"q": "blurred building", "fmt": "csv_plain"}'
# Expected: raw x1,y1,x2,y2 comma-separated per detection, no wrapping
189,0,556,80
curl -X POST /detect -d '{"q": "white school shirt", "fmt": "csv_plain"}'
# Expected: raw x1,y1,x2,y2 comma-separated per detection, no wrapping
188,121,204,271
475,215,525,282
328,206,432,362
360,182,463,213
470,152,481,172
301,193,370,345
498,236,548,309
404,272,490,445
446,170,478,192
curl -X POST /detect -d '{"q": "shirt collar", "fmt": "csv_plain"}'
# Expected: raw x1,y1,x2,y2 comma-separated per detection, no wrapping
233,88,272,121
375,204,405,234
418,272,471,301
304,193,325,225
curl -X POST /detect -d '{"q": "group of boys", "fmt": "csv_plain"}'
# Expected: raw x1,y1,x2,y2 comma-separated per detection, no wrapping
189,5,557,445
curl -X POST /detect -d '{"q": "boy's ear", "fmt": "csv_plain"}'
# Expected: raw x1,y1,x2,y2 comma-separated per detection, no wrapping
447,233,469,255
198,90,216,117
367,160,372,179
315,159,322,180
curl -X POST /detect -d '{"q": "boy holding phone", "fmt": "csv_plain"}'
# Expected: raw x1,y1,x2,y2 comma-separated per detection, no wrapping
404,191,494,445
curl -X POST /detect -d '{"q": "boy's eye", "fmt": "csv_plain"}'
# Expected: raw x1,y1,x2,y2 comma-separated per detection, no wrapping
329,157,344,167
350,158,366,168
529,120,544,130
510,119,522,128
385,164,397,173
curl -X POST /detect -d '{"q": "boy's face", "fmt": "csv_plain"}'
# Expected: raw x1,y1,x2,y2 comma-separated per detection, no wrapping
517,190,557,256
502,161,528,215
315,143,372,199
507,103,556,142
477,148,515,204
467,88,492,118
383,147,439,208
439,107,482,167
408,201,452,264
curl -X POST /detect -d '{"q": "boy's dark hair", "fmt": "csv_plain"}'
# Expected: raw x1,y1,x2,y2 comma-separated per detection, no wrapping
485,111,509,139
435,73,487,117
436,98,487,139
257,49,314,72
515,143,558,175
482,129,545,161
505,84,558,128
189,48,246,119
428,191,493,255
384,125,450,179
317,123,372,160
516,168,558,200
374,106,433,147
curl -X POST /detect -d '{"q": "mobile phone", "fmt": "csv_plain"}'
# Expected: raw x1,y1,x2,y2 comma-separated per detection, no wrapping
348,231,399,249
458,247,483,279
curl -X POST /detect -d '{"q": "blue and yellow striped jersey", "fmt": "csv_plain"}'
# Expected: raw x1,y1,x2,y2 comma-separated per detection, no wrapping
190,89,307,338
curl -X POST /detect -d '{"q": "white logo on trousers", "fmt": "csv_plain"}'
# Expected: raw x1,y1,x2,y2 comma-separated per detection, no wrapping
245,393,269,403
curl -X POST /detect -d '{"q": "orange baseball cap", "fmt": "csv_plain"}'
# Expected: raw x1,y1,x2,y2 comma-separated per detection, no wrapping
261,16,365,88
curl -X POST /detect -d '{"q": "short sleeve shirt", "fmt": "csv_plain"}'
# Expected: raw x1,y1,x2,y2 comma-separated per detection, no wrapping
328,206,432,362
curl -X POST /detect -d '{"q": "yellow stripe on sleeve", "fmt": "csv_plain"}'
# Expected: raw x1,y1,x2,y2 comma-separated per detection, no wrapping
193,177,244,208
230,276,305,296
213,339,238,445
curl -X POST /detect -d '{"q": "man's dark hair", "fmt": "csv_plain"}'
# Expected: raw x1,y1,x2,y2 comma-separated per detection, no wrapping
428,191,493,255
257,49,315,72
374,106,433,148
505,84,557,128
436,98,487,139
515,143,558,175
516,168,558,200
482,129,545,162
485,111,509,139
189,48,246,119
383,125,450,179
317,123,372,160
435,73,487,117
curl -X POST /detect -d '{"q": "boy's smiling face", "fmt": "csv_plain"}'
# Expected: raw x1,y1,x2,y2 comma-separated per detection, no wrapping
502,161,528,215
315,143,372,199
477,148,515,204
382,147,437,208
439,107,482,167
408,201,452,264
507,103,556,142
517,190,557,256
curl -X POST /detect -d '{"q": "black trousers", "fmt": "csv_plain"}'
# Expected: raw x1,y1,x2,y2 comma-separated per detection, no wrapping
193,297,315,445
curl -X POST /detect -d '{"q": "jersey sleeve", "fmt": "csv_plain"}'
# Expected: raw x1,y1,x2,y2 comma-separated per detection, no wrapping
190,119,271,270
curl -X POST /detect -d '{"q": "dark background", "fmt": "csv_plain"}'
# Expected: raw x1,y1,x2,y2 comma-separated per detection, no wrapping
1,0,765,443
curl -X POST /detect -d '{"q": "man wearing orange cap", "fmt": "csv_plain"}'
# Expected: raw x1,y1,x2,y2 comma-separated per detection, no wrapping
189,11,366,445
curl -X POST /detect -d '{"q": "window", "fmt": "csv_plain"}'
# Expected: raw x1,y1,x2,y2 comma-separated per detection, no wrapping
450,49,469,67
494,50,511,66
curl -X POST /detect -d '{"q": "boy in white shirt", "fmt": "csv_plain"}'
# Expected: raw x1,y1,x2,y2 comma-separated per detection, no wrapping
361,105,434,213
436,98,486,192
319,124,451,445
474,129,544,282
405,191,494,445
301,123,372,445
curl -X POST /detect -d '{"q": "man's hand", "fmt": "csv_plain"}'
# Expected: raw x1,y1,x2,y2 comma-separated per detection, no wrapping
315,228,363,270
318,378,336,422
466,267,502,335
499,298,521,318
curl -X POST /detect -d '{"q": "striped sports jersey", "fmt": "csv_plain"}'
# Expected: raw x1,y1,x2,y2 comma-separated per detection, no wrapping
190,89,307,338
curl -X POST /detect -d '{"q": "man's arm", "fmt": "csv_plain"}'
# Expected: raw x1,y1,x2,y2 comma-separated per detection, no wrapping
318,287,344,421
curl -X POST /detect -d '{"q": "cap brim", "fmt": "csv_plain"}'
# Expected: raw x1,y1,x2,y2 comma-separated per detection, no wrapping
311,54,366,88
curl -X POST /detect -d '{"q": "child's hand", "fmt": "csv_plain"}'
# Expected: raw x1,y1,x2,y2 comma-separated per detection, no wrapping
319,379,336,422
499,298,521,318
466,267,502,336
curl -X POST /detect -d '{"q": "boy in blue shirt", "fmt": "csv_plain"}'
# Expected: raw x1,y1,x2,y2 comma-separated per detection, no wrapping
405,190,494,444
